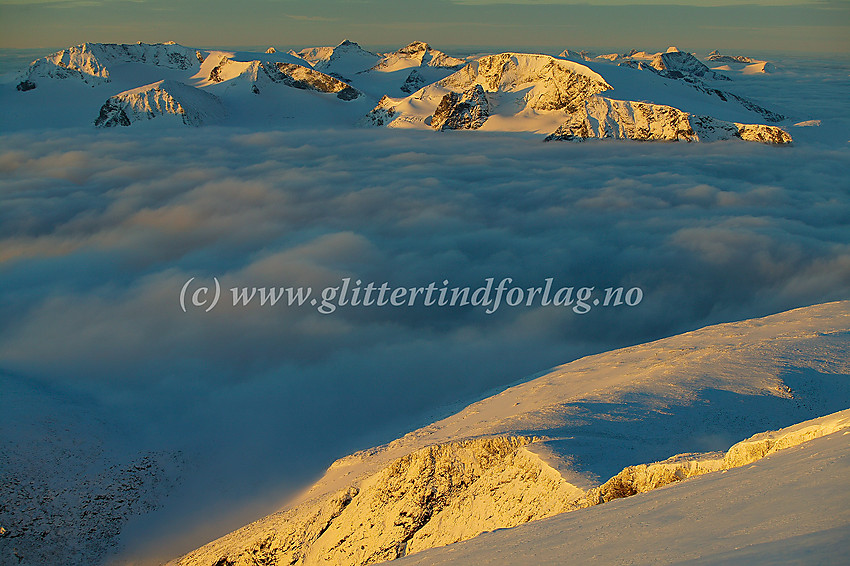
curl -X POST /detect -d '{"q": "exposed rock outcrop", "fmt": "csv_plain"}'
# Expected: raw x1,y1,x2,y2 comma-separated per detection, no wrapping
171,436,583,566
430,84,490,130
400,69,425,94
172,409,850,566
361,96,398,126
544,96,791,144
648,47,730,81
208,57,361,99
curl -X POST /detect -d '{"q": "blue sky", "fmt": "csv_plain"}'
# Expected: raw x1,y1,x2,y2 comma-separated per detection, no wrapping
0,0,848,53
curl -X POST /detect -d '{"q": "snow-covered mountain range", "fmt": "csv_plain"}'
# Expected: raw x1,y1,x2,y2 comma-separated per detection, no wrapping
170,301,850,566
3,41,795,143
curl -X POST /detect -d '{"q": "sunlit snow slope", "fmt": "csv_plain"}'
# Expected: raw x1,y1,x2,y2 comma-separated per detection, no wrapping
397,417,850,566
172,301,850,566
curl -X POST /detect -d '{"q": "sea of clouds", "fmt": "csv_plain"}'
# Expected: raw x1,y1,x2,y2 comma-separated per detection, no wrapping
1,54,849,563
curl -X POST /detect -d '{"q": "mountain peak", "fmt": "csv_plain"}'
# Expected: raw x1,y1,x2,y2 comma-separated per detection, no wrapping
371,41,465,72
400,41,431,54
94,79,225,128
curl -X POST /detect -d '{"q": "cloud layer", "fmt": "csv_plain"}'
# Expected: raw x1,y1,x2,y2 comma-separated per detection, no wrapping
1,123,849,558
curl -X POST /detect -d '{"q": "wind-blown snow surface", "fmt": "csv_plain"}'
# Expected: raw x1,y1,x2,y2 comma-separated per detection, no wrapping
0,48,849,565
172,303,850,565
396,423,850,566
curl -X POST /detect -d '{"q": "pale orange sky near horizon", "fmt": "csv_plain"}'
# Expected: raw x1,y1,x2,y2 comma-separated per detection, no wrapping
0,0,848,53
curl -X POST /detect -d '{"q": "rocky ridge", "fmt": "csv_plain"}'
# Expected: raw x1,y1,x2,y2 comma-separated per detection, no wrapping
544,96,791,143
17,42,200,89
207,57,360,99
172,410,850,566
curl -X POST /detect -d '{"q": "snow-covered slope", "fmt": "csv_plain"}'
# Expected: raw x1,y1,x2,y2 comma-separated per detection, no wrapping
94,80,225,127
363,51,790,143
398,419,850,566
371,42,466,72
708,50,778,75
0,373,184,566
558,48,594,62
362,52,611,132
16,42,201,88
291,40,381,79
5,42,373,130
202,55,361,99
171,301,850,566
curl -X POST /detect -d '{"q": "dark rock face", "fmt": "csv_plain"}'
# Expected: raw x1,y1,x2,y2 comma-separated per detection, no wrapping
399,41,431,55
620,51,730,82
16,80,36,91
335,86,360,101
651,51,729,81
431,84,489,131
94,99,131,127
362,96,397,126
208,57,362,100
401,69,425,94
707,51,757,64
273,62,361,100
208,57,229,83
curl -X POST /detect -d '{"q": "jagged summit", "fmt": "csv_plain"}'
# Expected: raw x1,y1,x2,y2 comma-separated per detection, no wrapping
648,49,729,80
399,41,431,53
